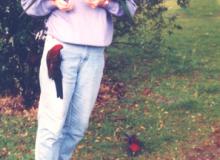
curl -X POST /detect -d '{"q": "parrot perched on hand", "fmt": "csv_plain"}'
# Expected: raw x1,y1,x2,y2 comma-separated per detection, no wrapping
46,44,63,99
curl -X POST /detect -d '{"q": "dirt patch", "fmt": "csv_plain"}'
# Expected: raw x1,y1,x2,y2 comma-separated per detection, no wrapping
0,96,38,121
185,124,220,160
91,75,127,122
0,75,126,122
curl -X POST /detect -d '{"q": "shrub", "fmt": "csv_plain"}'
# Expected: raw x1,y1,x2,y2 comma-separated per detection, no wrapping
0,0,45,106
114,0,190,57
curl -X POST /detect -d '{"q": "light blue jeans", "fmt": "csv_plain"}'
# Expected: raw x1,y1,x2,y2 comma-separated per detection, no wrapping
35,36,105,160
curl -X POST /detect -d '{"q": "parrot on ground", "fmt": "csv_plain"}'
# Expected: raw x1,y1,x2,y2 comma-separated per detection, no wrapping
125,133,143,157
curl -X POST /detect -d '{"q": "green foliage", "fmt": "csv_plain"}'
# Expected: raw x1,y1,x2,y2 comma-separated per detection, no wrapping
114,0,190,54
177,0,190,7
0,0,45,107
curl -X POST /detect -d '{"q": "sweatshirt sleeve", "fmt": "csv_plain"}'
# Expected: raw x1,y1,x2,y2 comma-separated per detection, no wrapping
103,0,137,17
21,0,57,16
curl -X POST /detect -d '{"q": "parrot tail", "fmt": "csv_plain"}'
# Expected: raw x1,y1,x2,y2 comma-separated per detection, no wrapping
55,76,63,99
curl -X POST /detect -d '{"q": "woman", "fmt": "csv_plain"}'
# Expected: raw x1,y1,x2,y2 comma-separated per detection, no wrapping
21,0,137,159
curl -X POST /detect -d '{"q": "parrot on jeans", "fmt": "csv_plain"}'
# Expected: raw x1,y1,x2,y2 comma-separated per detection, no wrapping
46,44,63,99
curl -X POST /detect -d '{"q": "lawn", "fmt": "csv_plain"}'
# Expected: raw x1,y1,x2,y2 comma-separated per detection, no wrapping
1,0,220,159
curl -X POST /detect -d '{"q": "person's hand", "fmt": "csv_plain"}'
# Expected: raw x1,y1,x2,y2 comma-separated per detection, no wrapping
52,0,74,11
84,0,109,8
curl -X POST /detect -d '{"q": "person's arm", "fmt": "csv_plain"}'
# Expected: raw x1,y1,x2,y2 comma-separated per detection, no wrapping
21,0,56,16
21,0,74,16
103,0,137,17
85,0,137,17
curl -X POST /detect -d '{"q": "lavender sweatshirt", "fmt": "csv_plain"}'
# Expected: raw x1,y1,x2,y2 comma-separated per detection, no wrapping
21,0,137,46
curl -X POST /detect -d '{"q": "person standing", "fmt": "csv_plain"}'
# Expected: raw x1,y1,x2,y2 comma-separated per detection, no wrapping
21,0,137,159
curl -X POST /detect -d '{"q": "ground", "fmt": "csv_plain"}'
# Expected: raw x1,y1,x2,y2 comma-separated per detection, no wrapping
1,0,220,159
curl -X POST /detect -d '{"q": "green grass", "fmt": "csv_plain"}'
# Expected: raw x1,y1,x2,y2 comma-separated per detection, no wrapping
1,0,220,159
0,115,36,159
